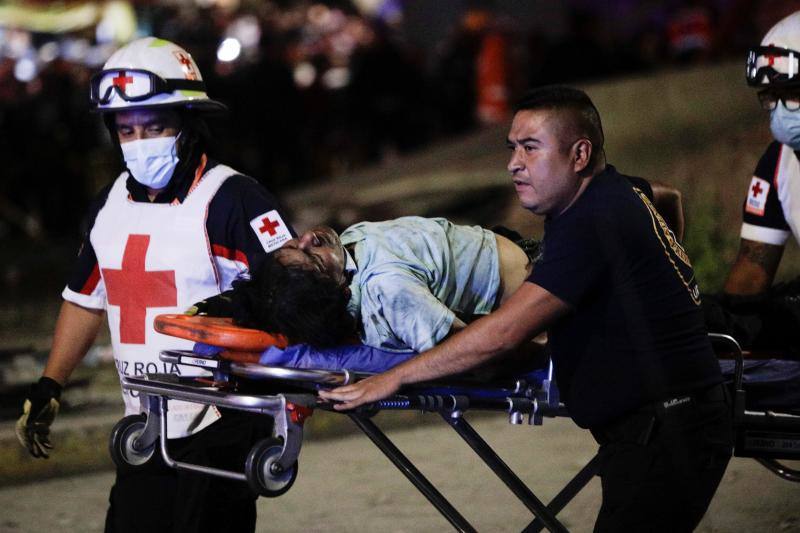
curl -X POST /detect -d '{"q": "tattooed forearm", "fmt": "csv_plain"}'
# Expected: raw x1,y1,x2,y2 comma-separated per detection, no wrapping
723,239,784,295
740,239,784,272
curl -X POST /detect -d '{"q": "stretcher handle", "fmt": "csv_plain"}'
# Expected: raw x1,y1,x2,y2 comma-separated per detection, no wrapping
708,333,743,389
708,333,746,421
154,314,288,351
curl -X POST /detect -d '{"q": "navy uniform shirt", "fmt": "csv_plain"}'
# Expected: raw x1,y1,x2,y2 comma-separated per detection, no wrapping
528,165,721,429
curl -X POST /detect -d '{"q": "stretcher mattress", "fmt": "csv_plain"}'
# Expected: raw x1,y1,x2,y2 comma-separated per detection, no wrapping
719,359,800,413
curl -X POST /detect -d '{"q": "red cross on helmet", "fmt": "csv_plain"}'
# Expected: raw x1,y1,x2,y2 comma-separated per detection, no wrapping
747,11,800,89
90,37,226,114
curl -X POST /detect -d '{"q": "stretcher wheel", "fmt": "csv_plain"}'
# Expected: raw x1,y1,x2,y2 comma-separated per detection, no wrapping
109,414,155,469
245,438,298,497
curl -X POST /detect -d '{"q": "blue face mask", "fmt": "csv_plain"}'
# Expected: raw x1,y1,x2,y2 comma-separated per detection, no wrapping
121,135,180,190
770,102,800,150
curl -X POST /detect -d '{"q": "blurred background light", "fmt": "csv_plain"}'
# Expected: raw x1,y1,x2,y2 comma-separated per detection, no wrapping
13,56,37,83
228,15,261,50
95,1,137,45
0,2,97,34
38,41,59,63
61,38,89,63
322,66,350,89
217,37,242,62
85,44,111,68
6,30,32,59
293,61,316,88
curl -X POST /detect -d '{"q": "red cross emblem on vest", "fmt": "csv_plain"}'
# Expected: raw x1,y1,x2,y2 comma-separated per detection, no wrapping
103,234,177,344
258,216,281,236
751,181,764,198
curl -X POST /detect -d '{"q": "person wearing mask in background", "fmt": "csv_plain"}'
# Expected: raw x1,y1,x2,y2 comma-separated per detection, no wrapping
707,11,800,358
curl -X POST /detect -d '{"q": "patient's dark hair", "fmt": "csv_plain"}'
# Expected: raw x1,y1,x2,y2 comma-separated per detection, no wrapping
232,255,357,348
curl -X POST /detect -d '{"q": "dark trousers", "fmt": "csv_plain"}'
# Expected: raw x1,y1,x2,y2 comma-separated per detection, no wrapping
105,410,271,533
590,385,733,533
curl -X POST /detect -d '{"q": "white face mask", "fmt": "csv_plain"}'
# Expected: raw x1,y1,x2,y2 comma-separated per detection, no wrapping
121,135,180,190
770,102,800,150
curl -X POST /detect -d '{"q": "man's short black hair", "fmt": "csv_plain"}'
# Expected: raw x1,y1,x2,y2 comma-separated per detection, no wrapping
515,86,605,170
232,255,357,348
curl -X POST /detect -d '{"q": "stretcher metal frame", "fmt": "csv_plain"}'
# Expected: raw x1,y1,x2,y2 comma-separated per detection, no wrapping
114,333,800,533
714,333,800,483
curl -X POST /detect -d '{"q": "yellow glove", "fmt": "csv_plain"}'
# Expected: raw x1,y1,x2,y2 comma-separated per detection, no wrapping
16,377,62,459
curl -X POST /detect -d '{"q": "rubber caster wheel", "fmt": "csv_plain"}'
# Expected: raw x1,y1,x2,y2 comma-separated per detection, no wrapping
245,438,298,497
109,414,155,469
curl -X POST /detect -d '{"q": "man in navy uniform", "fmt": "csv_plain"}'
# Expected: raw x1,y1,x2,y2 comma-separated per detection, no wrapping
321,86,732,532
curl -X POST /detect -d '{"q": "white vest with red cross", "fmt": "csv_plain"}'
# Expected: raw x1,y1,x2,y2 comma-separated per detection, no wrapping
90,165,238,438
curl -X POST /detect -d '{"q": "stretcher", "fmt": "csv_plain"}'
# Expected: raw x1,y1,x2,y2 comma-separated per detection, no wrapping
111,315,800,533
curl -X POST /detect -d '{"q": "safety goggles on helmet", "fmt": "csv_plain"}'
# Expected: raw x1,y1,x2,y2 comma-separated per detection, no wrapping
89,69,207,105
746,45,800,87
757,89,800,111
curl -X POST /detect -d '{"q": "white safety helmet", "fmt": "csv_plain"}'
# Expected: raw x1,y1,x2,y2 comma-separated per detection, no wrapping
747,11,800,89
90,36,226,114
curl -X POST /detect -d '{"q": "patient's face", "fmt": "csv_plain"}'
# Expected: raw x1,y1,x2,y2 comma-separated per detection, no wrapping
274,226,348,286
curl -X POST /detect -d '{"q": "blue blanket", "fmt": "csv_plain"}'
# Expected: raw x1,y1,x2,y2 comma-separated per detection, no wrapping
193,341,416,373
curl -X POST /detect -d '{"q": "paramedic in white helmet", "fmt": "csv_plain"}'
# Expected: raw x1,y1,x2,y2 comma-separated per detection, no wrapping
16,37,295,532
702,11,800,355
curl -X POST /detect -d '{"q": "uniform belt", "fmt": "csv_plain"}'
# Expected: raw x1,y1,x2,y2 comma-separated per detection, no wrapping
591,382,728,446
648,381,727,417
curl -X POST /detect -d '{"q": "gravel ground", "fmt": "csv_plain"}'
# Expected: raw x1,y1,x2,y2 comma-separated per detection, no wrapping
1,415,797,533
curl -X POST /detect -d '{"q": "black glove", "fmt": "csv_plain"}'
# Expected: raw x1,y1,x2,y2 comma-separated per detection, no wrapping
186,285,258,328
16,377,62,458
185,289,237,318
759,289,800,357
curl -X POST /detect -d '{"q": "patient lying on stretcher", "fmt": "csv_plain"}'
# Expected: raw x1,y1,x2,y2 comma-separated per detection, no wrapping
201,217,547,375
193,176,683,372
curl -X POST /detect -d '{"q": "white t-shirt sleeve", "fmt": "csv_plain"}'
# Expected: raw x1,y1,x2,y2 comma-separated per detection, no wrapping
740,222,790,246
62,280,107,310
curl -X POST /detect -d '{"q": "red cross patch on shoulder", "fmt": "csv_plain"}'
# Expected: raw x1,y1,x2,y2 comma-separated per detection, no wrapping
745,176,769,216
250,210,292,252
